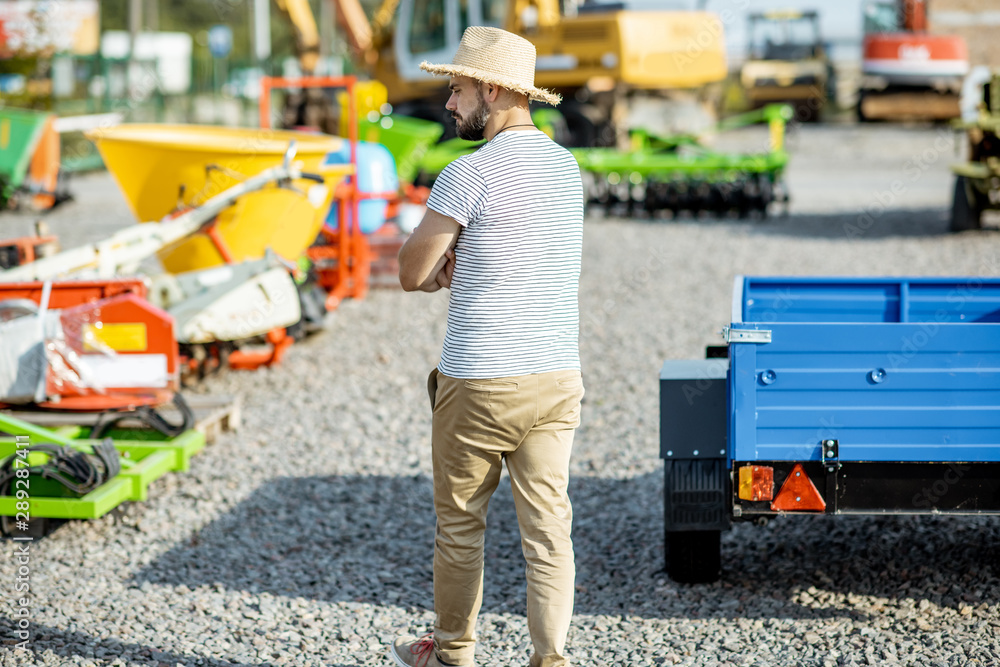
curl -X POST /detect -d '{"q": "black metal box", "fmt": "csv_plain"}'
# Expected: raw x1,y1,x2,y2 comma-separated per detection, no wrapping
659,359,728,460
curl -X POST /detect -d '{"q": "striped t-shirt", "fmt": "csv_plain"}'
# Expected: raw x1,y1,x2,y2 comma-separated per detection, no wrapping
427,129,584,379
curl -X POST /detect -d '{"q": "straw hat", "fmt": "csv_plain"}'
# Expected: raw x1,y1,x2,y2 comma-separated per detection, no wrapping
419,26,561,106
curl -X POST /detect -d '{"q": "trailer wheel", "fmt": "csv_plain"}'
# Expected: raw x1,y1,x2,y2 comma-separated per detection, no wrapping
950,176,983,232
667,530,721,583
1,515,58,538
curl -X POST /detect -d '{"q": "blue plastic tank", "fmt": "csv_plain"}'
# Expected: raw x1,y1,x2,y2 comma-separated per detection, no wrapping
323,141,399,234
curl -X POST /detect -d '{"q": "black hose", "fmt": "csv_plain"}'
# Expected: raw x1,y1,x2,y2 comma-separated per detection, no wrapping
0,439,120,497
89,392,195,439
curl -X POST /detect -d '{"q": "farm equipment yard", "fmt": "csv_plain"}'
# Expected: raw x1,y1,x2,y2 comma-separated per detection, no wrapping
0,121,997,667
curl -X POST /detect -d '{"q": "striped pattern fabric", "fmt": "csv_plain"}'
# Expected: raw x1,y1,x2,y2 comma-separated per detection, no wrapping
427,129,584,379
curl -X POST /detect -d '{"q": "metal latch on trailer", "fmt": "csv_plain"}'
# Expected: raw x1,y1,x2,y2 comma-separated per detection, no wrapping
721,327,772,344
822,439,840,514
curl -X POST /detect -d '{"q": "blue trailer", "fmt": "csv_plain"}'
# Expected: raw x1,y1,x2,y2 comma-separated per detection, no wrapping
659,276,1000,583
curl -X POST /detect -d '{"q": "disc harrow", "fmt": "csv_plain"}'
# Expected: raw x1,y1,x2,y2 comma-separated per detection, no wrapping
583,171,783,219
571,104,792,218
412,104,793,220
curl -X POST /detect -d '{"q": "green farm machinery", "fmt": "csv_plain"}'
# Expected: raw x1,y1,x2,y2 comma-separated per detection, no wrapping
572,104,791,218
384,103,792,219
950,71,1000,232
0,412,206,537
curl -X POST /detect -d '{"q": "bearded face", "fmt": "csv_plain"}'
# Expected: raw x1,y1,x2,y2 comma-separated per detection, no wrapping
453,91,490,141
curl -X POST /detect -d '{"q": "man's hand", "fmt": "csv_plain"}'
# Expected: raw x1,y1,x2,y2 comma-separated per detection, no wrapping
418,249,456,293
398,209,461,292
435,249,456,289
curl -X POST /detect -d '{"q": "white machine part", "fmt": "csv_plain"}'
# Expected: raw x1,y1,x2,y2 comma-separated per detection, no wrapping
0,307,64,404
148,255,301,344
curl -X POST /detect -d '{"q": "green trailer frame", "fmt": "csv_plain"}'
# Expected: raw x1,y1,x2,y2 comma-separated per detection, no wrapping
0,413,205,522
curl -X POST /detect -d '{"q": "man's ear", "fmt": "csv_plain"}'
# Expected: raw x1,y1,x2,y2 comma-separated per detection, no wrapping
481,82,500,103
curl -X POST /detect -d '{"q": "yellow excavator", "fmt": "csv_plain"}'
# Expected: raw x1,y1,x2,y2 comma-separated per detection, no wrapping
275,0,728,146
274,0,323,74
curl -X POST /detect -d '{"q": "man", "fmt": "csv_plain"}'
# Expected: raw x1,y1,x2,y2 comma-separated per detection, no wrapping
391,25,585,667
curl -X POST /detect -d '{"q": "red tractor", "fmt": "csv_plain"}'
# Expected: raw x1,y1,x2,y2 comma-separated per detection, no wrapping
858,0,968,122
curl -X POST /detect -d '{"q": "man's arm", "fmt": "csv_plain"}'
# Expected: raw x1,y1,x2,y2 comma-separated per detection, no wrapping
398,208,462,292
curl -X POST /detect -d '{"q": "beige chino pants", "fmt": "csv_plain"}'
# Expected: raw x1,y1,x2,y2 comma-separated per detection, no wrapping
427,367,584,667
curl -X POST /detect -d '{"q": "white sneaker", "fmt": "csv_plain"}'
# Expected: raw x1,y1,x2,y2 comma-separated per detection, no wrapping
390,634,472,667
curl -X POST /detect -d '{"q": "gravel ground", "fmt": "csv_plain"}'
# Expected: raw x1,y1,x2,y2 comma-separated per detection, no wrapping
2,124,1000,667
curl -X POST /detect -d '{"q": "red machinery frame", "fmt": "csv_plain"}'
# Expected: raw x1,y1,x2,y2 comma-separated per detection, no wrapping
260,75,396,309
0,232,59,268
240,75,394,370
0,278,147,308
0,280,179,411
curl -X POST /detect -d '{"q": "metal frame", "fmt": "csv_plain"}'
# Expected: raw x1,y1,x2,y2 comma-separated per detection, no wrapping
733,460,1000,516
258,75,396,310
0,413,205,521
728,276,1000,464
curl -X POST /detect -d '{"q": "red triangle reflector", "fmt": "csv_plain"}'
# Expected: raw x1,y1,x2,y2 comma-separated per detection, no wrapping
770,463,826,512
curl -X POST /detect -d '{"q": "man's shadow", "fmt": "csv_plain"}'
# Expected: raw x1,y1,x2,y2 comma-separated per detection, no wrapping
130,472,1000,621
